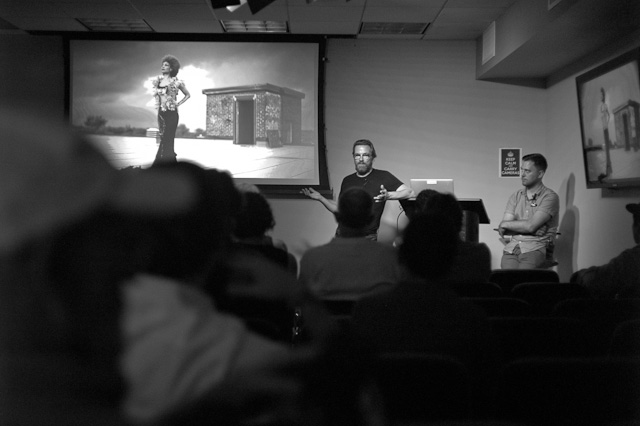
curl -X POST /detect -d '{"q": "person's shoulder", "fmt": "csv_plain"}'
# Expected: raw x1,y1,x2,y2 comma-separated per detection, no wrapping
613,244,640,261
300,240,336,258
341,172,358,181
541,184,559,197
371,168,392,176
459,240,490,253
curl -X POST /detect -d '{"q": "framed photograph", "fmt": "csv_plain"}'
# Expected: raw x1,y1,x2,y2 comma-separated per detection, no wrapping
576,47,640,189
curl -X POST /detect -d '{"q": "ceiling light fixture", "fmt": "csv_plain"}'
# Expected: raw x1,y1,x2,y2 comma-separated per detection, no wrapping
221,20,288,33
77,18,153,32
210,0,276,14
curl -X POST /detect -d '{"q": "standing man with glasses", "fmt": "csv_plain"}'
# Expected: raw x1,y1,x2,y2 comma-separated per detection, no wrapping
302,139,414,241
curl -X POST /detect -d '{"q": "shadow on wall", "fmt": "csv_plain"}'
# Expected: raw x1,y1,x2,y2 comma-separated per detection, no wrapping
555,173,580,281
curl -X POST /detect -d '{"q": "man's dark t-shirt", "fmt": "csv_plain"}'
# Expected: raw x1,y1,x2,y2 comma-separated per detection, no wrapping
338,169,403,237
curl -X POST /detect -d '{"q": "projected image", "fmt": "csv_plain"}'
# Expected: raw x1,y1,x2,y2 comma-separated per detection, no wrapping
70,39,320,186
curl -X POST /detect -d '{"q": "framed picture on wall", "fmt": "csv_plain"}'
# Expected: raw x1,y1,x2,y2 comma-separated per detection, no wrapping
576,47,640,189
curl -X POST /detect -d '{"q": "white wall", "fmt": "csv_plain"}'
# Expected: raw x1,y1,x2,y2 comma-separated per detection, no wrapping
271,39,548,270
544,36,640,281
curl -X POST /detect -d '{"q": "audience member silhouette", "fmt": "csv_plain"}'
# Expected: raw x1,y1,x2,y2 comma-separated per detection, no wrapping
299,187,402,300
570,201,640,299
0,108,380,426
232,190,297,274
351,212,499,374
415,190,492,284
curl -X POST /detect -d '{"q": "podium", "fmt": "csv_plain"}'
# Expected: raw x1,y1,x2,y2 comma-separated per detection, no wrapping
458,199,490,243
399,198,489,243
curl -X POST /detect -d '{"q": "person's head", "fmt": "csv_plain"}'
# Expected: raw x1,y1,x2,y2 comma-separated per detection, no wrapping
161,54,181,77
414,189,439,214
352,139,376,176
335,188,374,234
233,191,276,240
143,163,242,281
521,153,548,189
398,212,459,281
235,181,261,194
626,201,640,244
0,107,205,418
421,192,463,233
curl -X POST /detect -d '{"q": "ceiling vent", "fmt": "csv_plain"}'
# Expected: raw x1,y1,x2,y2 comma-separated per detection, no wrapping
221,20,288,33
359,22,428,36
77,18,153,32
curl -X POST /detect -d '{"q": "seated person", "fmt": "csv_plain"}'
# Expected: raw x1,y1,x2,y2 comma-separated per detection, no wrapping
498,153,559,269
232,190,297,274
570,201,640,299
299,188,403,301
415,190,491,284
351,212,499,375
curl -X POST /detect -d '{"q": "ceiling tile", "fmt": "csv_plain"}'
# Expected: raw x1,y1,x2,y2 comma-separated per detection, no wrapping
59,3,142,20
288,6,364,22
362,7,441,22
146,17,223,33
135,3,215,21
5,16,87,31
436,7,505,23
289,20,359,34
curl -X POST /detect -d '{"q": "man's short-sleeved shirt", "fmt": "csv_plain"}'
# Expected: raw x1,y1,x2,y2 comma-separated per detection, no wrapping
338,169,403,237
503,184,559,254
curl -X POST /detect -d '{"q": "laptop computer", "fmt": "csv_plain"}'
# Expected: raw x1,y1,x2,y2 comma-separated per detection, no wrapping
409,178,454,196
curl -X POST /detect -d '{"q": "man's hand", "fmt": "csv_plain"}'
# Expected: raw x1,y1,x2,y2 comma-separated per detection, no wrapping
373,185,388,203
300,187,323,201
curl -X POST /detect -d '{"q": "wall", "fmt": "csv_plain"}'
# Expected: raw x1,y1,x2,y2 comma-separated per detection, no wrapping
545,34,640,281
271,39,548,270
0,34,64,118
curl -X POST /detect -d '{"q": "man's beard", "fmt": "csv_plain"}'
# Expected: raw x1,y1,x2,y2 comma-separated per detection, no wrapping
356,163,371,175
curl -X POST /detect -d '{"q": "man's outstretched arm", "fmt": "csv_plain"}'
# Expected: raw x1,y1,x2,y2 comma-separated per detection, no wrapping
300,188,338,213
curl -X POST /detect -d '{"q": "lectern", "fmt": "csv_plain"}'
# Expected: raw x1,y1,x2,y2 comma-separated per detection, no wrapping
457,198,490,243
399,198,489,243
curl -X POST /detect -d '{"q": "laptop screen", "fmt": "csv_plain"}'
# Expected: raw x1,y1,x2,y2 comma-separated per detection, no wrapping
409,179,454,196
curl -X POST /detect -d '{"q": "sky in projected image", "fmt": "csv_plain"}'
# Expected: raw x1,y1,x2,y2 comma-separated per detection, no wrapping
71,40,318,134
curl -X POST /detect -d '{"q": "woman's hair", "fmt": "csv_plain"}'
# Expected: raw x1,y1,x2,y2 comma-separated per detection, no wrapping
162,55,181,77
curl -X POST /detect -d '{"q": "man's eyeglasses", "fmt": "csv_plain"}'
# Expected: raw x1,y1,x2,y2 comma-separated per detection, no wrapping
353,154,372,160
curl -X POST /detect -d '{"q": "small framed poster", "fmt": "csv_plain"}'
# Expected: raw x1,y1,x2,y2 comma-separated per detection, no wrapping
500,148,521,177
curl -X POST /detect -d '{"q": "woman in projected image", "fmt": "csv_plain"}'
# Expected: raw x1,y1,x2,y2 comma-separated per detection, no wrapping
152,54,190,164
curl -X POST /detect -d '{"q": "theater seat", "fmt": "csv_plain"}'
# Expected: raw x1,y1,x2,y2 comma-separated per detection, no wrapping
489,269,559,293
489,316,589,362
496,357,640,425
510,282,591,315
464,297,534,318
371,353,472,423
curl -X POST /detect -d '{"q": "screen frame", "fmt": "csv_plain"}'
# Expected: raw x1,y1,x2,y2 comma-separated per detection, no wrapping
575,47,640,189
62,32,332,198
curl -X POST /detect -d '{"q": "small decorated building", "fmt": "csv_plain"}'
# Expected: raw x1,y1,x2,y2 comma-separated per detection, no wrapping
202,83,305,146
613,99,640,152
